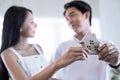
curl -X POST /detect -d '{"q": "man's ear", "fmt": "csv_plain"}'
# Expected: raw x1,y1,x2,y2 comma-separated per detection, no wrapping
84,11,90,20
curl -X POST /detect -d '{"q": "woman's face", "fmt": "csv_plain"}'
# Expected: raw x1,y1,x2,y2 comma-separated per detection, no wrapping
20,11,37,38
65,7,89,34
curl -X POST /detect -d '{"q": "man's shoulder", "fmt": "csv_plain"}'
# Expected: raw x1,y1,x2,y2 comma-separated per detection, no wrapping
58,39,76,47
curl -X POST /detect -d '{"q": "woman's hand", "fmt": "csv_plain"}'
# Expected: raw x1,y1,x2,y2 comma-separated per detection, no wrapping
55,47,88,69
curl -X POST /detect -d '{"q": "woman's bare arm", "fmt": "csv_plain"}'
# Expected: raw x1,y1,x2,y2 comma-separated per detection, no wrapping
1,47,86,80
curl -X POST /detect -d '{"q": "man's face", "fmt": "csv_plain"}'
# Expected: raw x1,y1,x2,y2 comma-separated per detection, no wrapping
65,7,89,34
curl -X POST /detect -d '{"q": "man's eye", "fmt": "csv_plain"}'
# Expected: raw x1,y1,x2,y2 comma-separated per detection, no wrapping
66,18,68,21
70,13,75,17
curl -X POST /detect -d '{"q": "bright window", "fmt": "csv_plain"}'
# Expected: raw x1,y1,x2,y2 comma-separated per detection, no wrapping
0,17,101,61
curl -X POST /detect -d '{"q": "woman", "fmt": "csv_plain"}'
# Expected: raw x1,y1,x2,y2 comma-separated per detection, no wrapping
0,6,87,80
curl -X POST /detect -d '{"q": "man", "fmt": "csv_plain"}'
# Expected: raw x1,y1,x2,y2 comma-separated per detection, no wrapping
50,0,120,80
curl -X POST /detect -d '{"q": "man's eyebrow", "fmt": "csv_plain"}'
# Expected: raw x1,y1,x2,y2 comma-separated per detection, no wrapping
69,11,75,16
65,10,76,21
65,11,75,18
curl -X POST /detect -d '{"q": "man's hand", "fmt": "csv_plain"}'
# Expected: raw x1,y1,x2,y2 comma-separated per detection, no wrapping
98,42,119,66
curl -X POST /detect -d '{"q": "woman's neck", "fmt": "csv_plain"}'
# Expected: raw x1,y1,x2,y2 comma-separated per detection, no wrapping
14,37,29,50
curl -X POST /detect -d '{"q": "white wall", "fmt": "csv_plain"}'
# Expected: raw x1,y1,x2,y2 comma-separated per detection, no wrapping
99,0,120,47
0,0,99,18
0,0,72,17
99,1,120,79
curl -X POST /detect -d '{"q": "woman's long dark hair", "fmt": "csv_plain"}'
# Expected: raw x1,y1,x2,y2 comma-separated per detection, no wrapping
0,6,32,80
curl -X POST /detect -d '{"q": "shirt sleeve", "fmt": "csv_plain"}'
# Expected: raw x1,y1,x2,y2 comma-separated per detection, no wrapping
49,45,64,79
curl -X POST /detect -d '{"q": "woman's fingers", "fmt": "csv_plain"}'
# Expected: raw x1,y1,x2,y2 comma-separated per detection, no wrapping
68,46,88,61
56,46,89,69
80,42,90,57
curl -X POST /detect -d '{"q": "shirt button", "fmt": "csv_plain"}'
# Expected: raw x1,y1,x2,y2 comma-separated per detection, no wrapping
40,66,43,68
35,56,37,58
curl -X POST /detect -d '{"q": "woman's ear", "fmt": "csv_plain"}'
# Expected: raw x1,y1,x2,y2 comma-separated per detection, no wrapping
20,28,23,32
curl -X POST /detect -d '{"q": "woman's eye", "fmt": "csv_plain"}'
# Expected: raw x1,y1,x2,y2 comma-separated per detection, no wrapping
31,21,34,24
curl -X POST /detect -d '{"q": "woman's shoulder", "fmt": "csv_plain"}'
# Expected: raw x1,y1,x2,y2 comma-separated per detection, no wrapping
32,43,43,53
1,48,18,62
1,48,13,56
33,43,42,48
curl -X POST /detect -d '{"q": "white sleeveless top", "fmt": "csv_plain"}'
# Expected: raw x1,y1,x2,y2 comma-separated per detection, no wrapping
8,44,48,79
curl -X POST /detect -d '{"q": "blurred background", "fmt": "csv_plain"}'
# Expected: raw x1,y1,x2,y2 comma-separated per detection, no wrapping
0,0,120,79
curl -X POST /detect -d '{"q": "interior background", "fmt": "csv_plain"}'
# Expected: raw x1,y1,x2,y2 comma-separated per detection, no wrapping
0,0,120,79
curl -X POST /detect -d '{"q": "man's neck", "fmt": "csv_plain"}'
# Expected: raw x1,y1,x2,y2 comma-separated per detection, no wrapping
75,28,91,40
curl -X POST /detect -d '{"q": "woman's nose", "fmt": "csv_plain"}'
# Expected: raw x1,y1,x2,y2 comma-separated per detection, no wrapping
35,23,37,27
